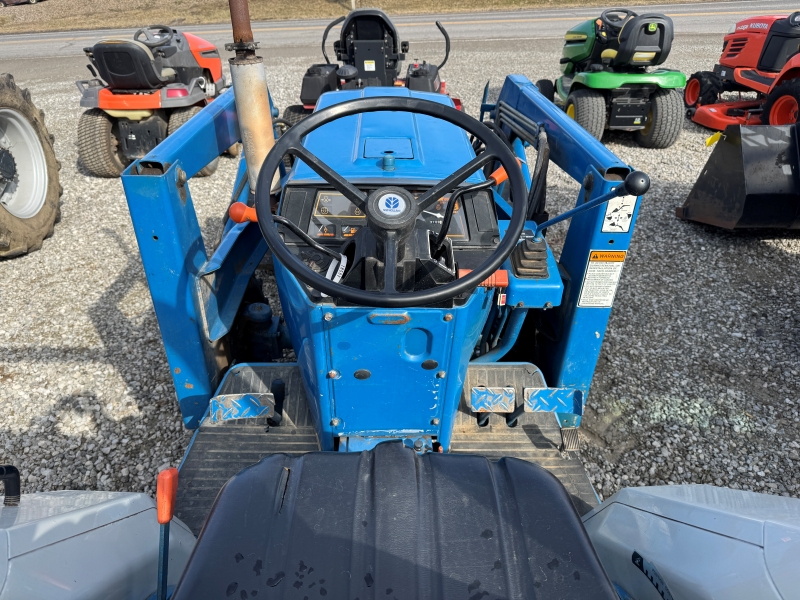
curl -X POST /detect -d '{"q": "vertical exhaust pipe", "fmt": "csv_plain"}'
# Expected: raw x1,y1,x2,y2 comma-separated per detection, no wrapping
226,0,277,193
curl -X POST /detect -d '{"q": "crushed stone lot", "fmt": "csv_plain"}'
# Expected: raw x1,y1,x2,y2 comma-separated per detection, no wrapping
0,35,798,499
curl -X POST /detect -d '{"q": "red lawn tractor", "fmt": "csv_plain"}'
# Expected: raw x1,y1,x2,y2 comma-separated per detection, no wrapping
685,12,800,129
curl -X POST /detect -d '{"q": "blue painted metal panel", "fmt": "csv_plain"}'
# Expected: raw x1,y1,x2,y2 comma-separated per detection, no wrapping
121,162,216,428
494,76,644,428
537,165,641,427
272,258,491,451
291,88,484,185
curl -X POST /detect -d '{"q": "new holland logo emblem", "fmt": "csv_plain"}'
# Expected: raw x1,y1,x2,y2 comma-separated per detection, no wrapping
647,22,657,32
379,193,406,216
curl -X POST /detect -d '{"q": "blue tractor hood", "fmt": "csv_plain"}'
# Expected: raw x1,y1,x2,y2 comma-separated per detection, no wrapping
289,87,484,185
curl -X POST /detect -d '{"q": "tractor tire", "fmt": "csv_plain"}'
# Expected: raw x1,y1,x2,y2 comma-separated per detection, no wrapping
167,106,219,177
762,80,800,126
77,108,129,178
0,73,61,258
282,105,310,127
635,88,683,149
684,71,722,108
535,79,555,102
565,88,606,141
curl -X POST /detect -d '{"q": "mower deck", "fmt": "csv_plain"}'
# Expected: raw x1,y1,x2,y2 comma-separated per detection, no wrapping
176,364,598,534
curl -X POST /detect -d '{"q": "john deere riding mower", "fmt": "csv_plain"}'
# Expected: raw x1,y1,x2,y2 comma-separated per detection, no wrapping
543,9,685,148
76,25,230,178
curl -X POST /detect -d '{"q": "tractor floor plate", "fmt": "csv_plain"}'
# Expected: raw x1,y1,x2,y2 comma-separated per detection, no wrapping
176,364,319,535
176,365,597,535
451,409,599,515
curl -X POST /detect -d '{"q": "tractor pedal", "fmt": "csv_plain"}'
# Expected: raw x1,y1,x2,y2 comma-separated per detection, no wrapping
560,427,580,453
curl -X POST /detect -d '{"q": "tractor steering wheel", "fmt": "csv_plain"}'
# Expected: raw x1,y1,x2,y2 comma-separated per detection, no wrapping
254,97,529,309
134,25,174,48
600,8,638,33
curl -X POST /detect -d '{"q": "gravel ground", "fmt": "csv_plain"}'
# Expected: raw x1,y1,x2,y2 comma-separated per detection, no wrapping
0,35,798,500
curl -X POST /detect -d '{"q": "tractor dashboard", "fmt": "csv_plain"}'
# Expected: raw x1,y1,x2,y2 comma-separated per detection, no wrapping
278,184,500,272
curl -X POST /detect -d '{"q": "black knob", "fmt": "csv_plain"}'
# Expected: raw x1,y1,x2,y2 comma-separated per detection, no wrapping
622,171,650,197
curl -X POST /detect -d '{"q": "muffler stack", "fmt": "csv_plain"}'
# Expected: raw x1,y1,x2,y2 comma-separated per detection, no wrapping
227,0,276,192
677,124,800,230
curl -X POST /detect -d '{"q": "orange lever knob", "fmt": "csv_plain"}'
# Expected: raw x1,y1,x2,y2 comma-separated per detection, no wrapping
488,158,524,186
458,269,509,288
156,467,179,525
229,202,258,223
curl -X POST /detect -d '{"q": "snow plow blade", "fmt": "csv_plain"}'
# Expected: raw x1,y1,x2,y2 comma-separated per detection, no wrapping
677,124,800,229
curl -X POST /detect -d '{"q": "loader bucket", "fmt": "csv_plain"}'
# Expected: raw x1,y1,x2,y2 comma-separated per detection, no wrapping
676,124,800,229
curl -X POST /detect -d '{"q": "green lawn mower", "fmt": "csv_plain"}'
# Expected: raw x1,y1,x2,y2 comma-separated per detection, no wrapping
540,9,685,148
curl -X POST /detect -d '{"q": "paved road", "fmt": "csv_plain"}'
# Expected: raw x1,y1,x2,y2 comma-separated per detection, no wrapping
0,0,796,61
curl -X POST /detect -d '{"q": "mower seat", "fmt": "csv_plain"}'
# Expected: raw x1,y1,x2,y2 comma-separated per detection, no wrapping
334,9,405,86
91,39,175,90
612,13,674,67
171,441,617,599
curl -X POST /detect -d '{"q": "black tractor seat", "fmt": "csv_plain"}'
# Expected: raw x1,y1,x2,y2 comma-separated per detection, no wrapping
334,9,406,86
603,13,674,69
171,441,616,599
90,39,176,91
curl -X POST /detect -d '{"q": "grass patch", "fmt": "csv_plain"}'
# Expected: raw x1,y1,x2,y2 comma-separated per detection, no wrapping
2,0,717,35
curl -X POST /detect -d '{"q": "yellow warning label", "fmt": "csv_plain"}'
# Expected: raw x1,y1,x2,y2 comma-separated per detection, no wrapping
589,251,626,262
579,249,627,308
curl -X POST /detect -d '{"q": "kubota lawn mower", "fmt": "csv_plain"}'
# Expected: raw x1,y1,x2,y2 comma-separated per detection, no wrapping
686,12,800,129
542,8,685,148
76,25,233,178
281,8,457,126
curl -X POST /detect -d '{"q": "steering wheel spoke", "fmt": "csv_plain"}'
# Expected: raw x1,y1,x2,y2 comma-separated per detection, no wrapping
290,145,368,211
382,232,399,293
416,152,497,212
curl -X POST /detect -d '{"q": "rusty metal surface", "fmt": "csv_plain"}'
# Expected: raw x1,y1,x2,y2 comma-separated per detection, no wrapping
228,0,254,44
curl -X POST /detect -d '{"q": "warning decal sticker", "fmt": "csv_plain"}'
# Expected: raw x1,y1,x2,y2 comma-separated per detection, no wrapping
602,195,637,233
578,250,626,308
364,60,376,72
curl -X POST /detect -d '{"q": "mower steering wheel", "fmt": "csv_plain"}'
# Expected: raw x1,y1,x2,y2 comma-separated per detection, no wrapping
134,25,174,48
600,8,637,32
254,97,529,309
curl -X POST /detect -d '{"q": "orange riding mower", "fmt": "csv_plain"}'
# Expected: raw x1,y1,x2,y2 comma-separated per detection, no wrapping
685,12,800,129
76,25,237,178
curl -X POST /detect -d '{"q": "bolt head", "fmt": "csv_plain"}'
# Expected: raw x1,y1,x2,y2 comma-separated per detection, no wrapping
431,418,440,426
436,371,446,379
443,313,453,322
330,418,341,427
327,370,339,379
323,312,333,321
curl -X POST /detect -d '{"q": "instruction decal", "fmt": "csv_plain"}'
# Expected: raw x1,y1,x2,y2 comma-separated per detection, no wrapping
602,195,636,232
578,250,626,308
364,60,376,72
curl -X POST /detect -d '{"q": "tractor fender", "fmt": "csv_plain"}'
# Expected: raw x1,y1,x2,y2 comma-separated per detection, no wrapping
771,54,800,91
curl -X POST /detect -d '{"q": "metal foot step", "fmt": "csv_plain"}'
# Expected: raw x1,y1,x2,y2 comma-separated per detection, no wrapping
176,364,319,535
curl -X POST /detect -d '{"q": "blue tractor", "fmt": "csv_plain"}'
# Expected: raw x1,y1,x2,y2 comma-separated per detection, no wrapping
119,59,650,594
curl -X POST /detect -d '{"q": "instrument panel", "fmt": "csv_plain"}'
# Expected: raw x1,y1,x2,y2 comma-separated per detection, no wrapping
306,190,468,242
